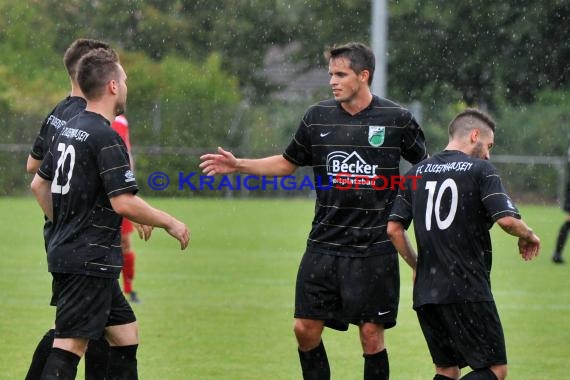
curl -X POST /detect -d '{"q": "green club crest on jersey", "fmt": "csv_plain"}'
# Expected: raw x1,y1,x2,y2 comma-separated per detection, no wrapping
368,126,385,147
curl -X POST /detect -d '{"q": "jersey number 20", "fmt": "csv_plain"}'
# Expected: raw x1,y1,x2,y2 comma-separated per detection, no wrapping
51,143,76,195
425,179,458,231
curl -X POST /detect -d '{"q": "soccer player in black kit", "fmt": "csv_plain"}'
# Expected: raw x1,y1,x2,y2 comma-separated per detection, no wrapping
25,38,119,380
551,146,570,264
31,47,189,379
200,42,428,380
387,108,540,380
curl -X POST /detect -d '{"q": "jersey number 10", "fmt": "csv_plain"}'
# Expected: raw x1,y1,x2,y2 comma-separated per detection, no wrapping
424,179,458,231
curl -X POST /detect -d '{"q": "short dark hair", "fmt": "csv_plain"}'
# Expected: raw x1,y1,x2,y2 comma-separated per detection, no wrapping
76,48,120,100
326,42,375,86
63,38,111,80
448,108,496,137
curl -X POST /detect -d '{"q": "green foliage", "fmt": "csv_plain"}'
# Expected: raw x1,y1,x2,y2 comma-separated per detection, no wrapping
490,89,570,202
0,0,569,199
160,54,240,144
117,50,242,146
0,1,65,114
2,0,569,108
121,52,241,198
278,0,372,66
494,89,570,156
240,101,309,153
389,0,570,109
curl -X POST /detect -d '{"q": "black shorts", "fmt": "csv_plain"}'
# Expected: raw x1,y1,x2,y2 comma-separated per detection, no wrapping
50,273,136,340
416,302,507,369
294,250,399,329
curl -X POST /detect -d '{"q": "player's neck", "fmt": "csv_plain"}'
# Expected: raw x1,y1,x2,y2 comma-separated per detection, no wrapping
69,82,85,99
85,101,116,124
445,142,469,155
340,91,373,116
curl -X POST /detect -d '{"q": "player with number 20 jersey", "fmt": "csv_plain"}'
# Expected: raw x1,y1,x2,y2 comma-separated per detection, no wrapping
37,111,137,279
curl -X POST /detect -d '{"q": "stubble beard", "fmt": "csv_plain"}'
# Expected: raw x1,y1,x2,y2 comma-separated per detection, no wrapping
115,100,126,117
471,141,486,160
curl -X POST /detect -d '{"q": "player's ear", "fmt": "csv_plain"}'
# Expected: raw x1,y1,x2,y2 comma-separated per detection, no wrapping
470,128,480,143
359,69,370,84
109,79,118,95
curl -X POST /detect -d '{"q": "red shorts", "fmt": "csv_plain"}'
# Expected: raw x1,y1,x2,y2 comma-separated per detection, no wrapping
121,218,134,235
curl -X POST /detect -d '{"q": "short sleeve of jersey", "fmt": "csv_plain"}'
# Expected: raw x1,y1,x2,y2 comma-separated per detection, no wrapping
400,116,428,165
37,148,55,181
30,106,58,160
283,114,312,166
30,97,87,161
479,161,520,221
388,185,414,229
98,133,138,198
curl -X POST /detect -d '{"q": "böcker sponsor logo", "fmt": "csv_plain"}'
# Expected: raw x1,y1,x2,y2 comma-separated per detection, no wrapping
326,151,378,177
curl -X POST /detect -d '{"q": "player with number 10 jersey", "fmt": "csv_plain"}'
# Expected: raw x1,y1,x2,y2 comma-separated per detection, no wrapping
390,150,520,307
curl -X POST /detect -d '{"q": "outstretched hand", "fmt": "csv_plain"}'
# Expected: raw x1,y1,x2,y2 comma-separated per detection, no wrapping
199,147,238,176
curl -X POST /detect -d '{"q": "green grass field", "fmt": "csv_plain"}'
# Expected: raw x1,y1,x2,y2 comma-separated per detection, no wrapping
1,197,569,379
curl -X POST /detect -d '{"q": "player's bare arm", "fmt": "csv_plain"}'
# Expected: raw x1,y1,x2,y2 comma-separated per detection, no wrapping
199,146,297,177
110,193,190,250
496,216,540,260
30,174,53,221
387,221,418,270
26,155,42,174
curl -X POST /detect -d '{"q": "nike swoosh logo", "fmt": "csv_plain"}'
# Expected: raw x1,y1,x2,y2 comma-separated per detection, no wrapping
377,310,391,316
320,131,332,137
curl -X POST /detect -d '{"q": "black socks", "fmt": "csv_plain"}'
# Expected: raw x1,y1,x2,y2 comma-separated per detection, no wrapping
554,220,570,255
107,344,139,380
363,349,389,380
25,329,55,380
40,347,80,380
84,338,110,380
299,343,389,380
27,332,136,379
298,340,330,380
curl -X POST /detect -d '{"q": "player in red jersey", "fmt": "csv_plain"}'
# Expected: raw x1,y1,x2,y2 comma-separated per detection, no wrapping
111,114,142,303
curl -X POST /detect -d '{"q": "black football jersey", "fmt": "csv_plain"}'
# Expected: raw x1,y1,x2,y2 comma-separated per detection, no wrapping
284,96,428,256
37,111,138,278
389,150,520,307
30,96,87,161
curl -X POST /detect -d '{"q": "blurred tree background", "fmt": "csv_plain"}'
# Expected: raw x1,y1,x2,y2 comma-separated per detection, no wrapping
0,0,568,200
